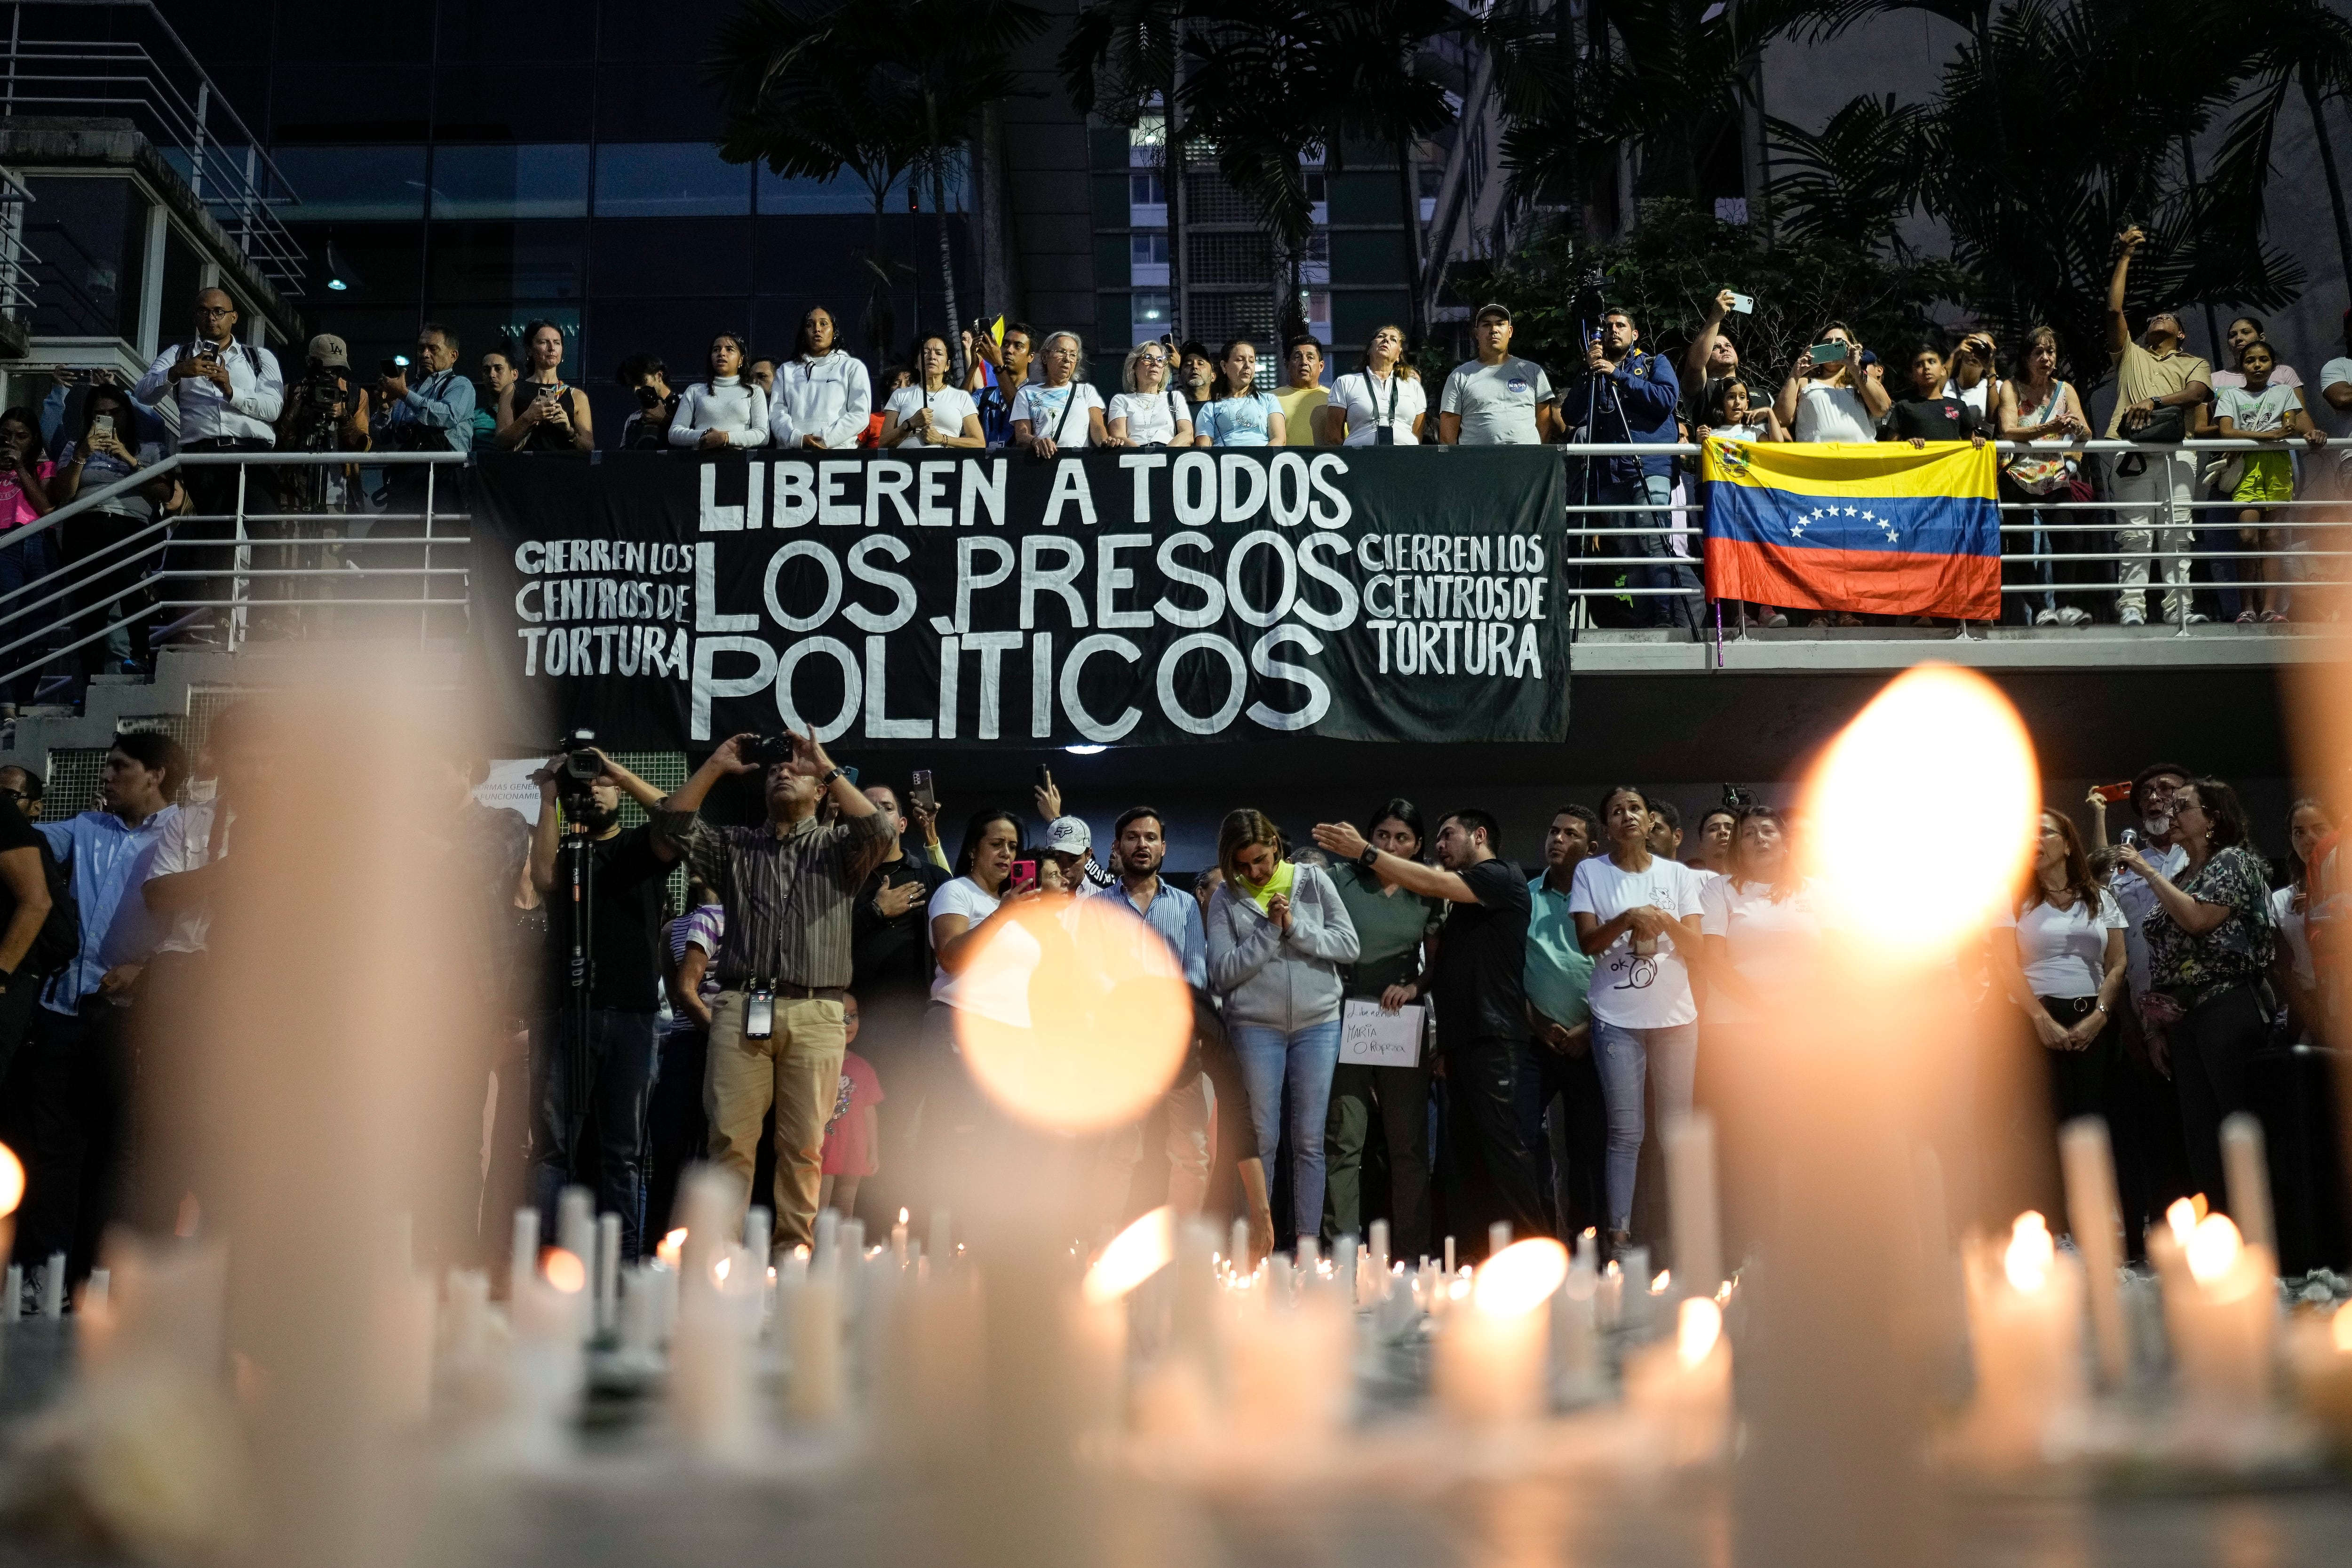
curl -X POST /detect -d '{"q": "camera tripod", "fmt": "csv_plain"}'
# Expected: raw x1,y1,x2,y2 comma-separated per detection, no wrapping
555,794,599,1190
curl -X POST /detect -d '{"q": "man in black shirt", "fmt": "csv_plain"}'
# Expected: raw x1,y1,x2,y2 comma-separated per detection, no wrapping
528,748,679,1258
851,780,949,1215
1312,807,1547,1256
0,781,53,1078
1882,344,1991,446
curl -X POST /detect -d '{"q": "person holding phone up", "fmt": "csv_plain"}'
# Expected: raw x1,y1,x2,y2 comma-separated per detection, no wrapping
655,730,891,1254
495,319,595,453
1773,320,1891,444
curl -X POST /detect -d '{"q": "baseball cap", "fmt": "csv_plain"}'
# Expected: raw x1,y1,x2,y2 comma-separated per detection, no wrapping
1473,302,1512,325
1042,816,1091,856
307,333,350,368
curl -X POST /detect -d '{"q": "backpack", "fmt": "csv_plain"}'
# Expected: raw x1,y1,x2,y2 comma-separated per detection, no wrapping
19,835,81,981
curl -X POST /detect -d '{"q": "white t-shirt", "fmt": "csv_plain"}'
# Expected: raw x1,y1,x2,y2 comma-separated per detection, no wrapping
1106,389,1190,445
1940,377,1995,418
2315,358,2352,439
1567,853,1707,1027
882,383,978,447
1697,875,1824,1025
2209,364,2302,391
142,798,229,955
1996,890,2125,999
928,876,1040,1026
1008,382,1104,447
2274,885,2315,989
1792,382,1876,442
2211,381,2303,436
1330,368,1428,446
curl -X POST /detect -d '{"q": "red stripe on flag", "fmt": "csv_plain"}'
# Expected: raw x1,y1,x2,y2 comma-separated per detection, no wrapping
1703,537,2000,621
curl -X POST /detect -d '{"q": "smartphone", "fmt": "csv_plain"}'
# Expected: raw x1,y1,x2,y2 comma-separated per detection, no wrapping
379,358,403,378
911,768,936,811
1727,292,1755,315
840,764,860,787
2092,781,2134,804
745,985,775,1040
1809,341,1849,365
1009,860,1037,890
1035,764,1052,790
90,414,115,442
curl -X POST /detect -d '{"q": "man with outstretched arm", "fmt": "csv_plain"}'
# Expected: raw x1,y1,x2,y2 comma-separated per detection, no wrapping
1313,808,1548,1257
655,730,890,1254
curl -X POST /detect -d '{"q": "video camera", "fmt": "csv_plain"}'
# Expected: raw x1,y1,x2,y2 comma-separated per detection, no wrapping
555,728,606,814
742,735,799,767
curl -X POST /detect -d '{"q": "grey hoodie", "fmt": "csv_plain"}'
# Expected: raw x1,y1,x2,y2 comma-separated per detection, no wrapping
1205,863,1361,1032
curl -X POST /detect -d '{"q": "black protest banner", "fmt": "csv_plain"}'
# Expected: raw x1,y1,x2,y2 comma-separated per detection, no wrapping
468,446,1568,750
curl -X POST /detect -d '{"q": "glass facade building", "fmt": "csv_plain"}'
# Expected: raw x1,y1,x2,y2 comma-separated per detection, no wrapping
166,0,970,433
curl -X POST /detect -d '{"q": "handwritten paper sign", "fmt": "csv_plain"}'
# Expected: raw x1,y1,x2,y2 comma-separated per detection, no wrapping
1338,998,1425,1067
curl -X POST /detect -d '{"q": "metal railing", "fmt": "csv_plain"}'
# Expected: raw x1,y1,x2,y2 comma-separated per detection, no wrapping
1551,437,2352,638
0,450,466,693
0,0,303,290
0,161,41,320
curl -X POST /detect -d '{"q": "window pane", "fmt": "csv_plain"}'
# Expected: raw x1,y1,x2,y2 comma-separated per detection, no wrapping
23,178,143,339
282,222,424,307
756,167,905,215
1130,291,1171,346
595,68,719,139
267,146,428,220
589,219,751,296
593,144,751,218
427,221,588,303
431,145,591,219
270,67,433,143
434,67,592,142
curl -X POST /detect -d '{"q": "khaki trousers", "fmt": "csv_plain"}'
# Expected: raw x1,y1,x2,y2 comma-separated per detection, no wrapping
706,990,845,1254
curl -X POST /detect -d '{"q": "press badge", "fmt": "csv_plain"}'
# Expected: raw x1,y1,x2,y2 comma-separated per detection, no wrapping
746,983,776,1040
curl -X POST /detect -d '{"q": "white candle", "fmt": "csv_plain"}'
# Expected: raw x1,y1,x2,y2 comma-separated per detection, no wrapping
1444,1235,1456,1275
1551,1261,1600,1401
2058,1117,2128,1387
556,1186,594,1276
1229,1216,1251,1277
509,1208,539,1302
670,1242,762,1453
892,1208,910,1263
1435,1238,1568,1425
1624,1296,1733,1465
1957,1211,2086,1464
40,1250,64,1317
618,1264,660,1363
929,1207,952,1259
2161,1211,2274,1415
1663,1111,1723,1298
1487,1221,1511,1258
2,1263,18,1322
594,1214,620,1335
783,1263,844,1422
2219,1113,2275,1255
745,1206,773,1255
814,1208,839,1270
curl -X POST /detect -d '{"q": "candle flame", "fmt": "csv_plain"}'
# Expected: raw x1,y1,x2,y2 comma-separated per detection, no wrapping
1799,665,2037,958
1678,1296,1723,1368
0,1141,22,1218
2165,1197,2199,1248
2333,1305,2352,1354
1082,1205,1175,1305
2003,1211,2054,1292
2184,1213,2243,1284
543,1247,586,1294
898,1208,909,1225
1474,1238,1570,1317
713,1256,732,1285
656,1227,686,1266
1650,1269,1671,1296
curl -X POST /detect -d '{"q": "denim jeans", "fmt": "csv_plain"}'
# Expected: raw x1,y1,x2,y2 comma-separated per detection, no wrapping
1590,1019,1699,1231
1230,1019,1344,1245
1596,473,1700,629
532,1006,660,1259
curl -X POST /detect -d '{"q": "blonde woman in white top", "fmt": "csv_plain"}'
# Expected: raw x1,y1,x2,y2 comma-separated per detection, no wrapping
1318,323,1428,445
770,306,873,450
668,332,771,448
1104,341,1193,447
879,332,985,448
1011,331,1109,457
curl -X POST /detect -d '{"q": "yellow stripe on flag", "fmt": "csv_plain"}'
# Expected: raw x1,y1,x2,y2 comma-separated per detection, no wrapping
1699,439,1997,501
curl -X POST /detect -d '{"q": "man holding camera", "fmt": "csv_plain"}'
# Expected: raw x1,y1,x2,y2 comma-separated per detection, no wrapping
656,731,890,1253
134,288,285,641
615,355,680,450
528,746,680,1260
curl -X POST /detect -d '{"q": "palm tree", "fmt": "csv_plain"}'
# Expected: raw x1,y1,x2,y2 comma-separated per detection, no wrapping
2224,0,2352,298
708,0,1044,366
1065,0,1194,342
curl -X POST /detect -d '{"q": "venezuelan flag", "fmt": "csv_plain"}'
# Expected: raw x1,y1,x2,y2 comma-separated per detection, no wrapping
1700,440,2000,620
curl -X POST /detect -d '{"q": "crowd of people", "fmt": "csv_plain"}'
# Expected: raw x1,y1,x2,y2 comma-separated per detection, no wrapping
3,720,2342,1311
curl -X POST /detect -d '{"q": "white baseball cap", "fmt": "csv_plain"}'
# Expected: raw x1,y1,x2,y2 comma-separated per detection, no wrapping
1042,816,1091,855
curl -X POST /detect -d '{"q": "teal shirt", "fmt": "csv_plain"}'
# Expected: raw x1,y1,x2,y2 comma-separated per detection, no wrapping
1524,872,1595,1028
1329,860,1443,997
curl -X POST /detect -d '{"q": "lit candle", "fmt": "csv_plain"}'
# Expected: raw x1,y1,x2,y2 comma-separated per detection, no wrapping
1434,1237,1569,1425
2058,1117,2128,1387
1663,1111,1723,1298
1368,1219,1390,1280
556,1186,594,1279
2219,1114,2275,1255
1487,1221,1511,1258
1956,1211,2086,1465
1220,1254,1353,1442
745,1206,772,1257
892,1208,911,1263
784,1260,844,1422
670,1242,763,1453
509,1208,539,1302
2287,1304,2352,1447
1551,1248,1601,1402
1624,1296,1733,1464
2160,1211,2274,1416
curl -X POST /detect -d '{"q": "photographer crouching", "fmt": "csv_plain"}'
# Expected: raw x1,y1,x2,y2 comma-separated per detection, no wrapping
529,741,680,1261
654,730,890,1255
271,334,371,634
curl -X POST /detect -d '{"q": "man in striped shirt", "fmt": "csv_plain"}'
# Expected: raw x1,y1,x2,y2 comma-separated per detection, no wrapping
656,730,890,1253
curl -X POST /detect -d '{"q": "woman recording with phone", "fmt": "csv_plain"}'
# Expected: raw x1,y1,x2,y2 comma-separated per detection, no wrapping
495,320,594,452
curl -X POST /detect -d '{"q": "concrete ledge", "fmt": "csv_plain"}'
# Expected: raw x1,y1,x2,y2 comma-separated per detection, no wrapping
1569,623,2346,674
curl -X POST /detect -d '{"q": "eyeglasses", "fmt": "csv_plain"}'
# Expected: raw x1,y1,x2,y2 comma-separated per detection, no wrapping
196,305,235,319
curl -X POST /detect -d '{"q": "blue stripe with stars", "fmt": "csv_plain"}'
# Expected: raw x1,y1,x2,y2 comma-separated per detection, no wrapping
1701,486,1999,558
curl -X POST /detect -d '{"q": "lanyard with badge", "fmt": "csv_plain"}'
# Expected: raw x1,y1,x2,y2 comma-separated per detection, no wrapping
1363,368,1400,444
